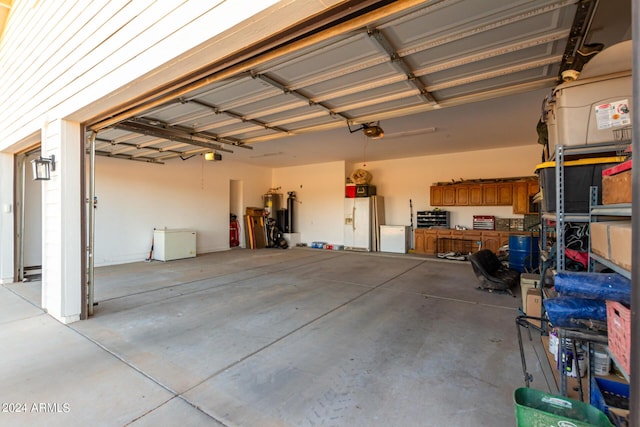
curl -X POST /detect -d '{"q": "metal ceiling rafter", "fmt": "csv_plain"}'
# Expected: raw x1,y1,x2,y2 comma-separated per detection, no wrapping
93,150,165,165
186,98,291,135
95,137,196,157
155,146,211,161
114,119,236,153
94,136,166,156
253,72,354,124
367,28,438,105
131,149,161,159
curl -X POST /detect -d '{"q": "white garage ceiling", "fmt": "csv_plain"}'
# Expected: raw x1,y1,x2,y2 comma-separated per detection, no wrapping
88,0,632,167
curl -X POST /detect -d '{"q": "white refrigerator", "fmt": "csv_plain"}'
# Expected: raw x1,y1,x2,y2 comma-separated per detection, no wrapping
344,196,385,251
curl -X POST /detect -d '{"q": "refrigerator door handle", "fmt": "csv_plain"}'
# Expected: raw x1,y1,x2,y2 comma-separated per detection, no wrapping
352,206,356,231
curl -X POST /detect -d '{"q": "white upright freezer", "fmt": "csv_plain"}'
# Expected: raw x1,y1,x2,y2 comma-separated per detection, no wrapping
380,225,411,253
344,196,385,251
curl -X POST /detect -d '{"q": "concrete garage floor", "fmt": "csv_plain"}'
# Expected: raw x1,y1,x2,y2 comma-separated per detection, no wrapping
1,249,554,426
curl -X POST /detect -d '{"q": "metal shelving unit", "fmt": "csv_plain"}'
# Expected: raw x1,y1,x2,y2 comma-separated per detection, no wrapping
537,142,631,405
416,210,449,228
545,142,629,272
588,186,632,384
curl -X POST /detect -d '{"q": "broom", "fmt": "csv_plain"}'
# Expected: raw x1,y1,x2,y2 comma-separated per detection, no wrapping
145,229,155,262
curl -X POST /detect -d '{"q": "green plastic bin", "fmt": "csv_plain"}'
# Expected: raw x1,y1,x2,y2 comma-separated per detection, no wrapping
514,388,613,427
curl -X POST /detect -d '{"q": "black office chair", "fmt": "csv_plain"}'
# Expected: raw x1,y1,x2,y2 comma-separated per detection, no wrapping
469,249,520,295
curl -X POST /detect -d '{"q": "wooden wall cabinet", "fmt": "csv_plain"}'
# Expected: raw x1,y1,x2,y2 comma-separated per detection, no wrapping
456,186,469,205
442,187,456,205
468,185,482,205
497,183,514,205
430,186,443,206
512,182,529,214
482,184,498,205
481,183,513,205
456,185,482,205
430,180,534,208
513,180,539,214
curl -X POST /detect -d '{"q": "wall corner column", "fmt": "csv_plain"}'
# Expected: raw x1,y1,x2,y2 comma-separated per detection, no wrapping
0,153,15,284
41,119,83,324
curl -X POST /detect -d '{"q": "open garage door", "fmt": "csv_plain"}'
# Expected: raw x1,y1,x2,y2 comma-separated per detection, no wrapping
83,0,607,163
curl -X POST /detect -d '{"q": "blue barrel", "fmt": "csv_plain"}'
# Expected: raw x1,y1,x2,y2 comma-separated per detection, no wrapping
509,235,540,273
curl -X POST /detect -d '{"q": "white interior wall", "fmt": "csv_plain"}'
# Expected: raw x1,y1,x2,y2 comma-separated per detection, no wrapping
271,146,541,247
95,144,541,261
352,145,543,229
230,180,245,248
272,161,346,245
93,155,270,266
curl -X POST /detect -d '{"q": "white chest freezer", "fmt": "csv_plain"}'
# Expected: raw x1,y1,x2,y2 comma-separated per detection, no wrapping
380,225,410,254
153,229,197,261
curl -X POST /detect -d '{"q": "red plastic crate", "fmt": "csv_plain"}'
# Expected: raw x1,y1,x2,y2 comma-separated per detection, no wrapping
606,300,631,374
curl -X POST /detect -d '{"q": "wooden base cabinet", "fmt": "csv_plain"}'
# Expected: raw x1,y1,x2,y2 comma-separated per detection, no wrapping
481,231,502,253
414,229,525,255
414,229,438,254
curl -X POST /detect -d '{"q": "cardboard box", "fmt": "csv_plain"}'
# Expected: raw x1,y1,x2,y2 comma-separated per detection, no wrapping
590,221,632,271
609,222,632,271
590,221,611,259
520,273,540,311
526,288,542,327
602,169,631,204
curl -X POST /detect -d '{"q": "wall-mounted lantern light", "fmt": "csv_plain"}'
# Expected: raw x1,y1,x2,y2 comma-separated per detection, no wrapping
31,155,55,180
